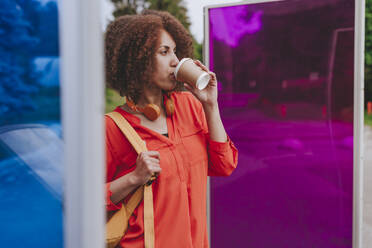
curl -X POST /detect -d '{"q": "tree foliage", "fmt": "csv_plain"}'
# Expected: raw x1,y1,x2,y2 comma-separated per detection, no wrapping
366,0,372,103
0,0,39,115
193,41,203,62
0,0,59,118
111,0,146,17
147,0,191,31
110,0,191,39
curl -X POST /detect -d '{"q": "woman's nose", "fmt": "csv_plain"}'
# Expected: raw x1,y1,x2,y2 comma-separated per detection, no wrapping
171,53,179,67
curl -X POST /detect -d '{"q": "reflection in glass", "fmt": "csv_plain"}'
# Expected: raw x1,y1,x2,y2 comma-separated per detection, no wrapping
0,0,63,247
208,1,354,247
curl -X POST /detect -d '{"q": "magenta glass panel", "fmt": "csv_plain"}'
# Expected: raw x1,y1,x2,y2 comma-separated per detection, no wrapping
208,1,354,247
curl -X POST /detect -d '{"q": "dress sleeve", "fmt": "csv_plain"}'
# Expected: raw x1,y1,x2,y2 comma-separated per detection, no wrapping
105,116,123,211
190,94,238,176
206,134,238,176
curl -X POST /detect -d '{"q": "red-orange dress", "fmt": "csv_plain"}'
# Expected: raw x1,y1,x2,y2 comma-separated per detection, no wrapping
105,92,238,248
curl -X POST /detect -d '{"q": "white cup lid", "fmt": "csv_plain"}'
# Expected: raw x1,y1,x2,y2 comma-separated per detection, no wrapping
174,58,192,78
196,72,211,90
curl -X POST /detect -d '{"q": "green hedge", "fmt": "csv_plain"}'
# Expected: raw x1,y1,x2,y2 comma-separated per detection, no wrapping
366,112,372,126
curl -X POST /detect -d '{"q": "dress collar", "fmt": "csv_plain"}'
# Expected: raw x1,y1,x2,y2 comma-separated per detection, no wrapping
113,106,176,146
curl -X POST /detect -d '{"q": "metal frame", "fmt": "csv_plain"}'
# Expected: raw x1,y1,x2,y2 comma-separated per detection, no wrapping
59,0,105,247
353,1,365,247
204,0,365,247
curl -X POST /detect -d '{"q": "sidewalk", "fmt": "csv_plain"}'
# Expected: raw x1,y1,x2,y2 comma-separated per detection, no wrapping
363,125,372,245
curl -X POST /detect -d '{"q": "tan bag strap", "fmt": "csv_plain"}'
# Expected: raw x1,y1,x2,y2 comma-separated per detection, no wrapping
144,186,155,247
106,111,155,248
125,186,143,217
106,112,147,153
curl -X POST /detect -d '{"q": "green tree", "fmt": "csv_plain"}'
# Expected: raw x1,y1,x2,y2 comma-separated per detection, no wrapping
193,40,203,62
110,0,191,31
147,0,191,31
366,0,372,104
111,0,146,17
109,0,196,45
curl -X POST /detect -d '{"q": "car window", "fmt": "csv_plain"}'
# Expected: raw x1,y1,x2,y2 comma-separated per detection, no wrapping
0,126,63,200
0,125,64,247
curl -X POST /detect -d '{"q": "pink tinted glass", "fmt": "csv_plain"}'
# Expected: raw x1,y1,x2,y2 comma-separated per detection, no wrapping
208,1,354,247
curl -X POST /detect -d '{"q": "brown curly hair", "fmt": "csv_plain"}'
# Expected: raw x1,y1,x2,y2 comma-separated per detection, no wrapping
105,10,194,103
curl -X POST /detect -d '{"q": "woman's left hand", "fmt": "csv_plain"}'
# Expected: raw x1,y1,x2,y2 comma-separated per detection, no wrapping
183,60,218,107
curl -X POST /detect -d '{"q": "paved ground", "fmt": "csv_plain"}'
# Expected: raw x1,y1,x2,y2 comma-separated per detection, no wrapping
363,125,372,246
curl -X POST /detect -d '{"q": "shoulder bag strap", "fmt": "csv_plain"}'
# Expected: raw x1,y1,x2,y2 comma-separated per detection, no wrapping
106,111,155,248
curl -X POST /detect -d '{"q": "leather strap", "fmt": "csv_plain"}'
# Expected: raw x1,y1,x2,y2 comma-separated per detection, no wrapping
125,187,143,218
144,185,155,248
106,112,147,153
106,111,155,248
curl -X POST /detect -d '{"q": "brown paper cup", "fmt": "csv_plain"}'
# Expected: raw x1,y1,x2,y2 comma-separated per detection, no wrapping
174,58,211,90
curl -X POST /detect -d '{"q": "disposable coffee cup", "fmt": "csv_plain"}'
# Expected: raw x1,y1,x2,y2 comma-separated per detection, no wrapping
174,58,211,90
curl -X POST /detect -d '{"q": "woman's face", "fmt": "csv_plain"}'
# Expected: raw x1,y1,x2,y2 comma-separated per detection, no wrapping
151,29,179,91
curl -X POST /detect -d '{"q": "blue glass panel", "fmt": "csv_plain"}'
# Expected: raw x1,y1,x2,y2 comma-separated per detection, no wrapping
208,1,354,247
0,0,63,247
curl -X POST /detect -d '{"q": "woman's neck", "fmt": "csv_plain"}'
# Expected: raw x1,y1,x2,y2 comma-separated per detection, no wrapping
137,86,163,108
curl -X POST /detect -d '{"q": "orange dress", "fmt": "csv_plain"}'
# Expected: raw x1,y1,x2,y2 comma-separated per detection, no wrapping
105,92,238,248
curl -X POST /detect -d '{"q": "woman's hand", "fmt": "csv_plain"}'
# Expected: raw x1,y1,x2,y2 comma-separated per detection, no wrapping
109,151,161,204
132,151,161,185
183,60,228,142
183,60,218,108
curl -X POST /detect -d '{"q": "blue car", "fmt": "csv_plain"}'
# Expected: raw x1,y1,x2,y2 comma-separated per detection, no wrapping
0,123,64,247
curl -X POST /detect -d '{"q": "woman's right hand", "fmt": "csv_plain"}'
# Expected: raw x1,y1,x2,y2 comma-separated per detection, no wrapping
109,151,161,204
132,151,161,185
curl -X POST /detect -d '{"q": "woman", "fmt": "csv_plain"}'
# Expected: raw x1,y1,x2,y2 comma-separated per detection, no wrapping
105,10,238,248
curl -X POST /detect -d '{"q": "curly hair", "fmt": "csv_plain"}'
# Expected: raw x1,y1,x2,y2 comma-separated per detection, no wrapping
105,10,194,103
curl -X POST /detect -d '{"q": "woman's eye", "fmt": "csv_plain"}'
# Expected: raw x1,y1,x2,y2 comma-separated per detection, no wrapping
161,50,167,55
